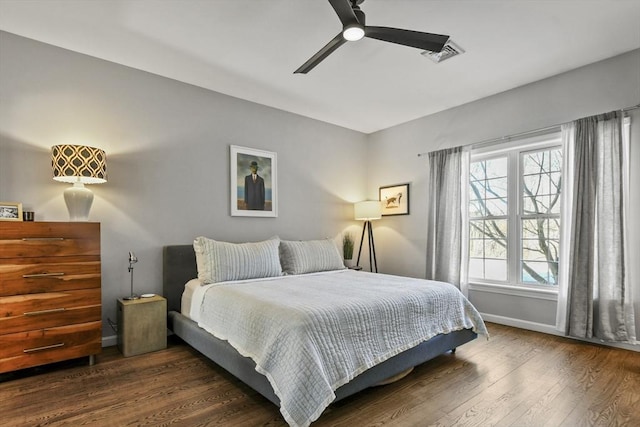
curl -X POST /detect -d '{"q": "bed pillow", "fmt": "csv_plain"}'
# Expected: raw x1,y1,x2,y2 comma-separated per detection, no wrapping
193,236,282,284
279,239,346,275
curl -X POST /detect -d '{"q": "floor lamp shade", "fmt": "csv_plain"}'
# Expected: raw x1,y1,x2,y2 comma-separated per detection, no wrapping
354,201,382,220
354,201,382,272
52,144,107,221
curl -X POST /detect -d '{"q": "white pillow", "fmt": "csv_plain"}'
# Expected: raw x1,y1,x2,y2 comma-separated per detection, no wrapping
193,237,282,284
279,239,346,275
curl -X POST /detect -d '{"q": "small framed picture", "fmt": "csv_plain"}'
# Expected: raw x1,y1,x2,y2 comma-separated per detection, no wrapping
379,184,410,216
230,145,277,217
0,202,23,221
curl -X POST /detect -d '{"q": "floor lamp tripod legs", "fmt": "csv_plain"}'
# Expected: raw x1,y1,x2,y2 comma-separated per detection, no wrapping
356,221,366,269
356,220,378,273
368,221,378,273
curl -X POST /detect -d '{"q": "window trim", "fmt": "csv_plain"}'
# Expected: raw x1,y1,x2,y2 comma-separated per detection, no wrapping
469,154,509,281
518,145,562,286
468,130,562,290
468,281,559,301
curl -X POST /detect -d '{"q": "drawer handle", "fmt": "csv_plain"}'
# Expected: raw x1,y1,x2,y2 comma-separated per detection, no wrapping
22,272,65,279
24,308,66,316
21,237,65,241
23,343,65,353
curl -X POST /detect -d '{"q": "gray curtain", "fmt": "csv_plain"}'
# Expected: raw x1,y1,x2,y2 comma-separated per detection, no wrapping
565,111,635,341
426,146,463,286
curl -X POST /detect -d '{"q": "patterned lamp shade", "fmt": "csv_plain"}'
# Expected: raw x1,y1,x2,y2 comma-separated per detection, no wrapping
52,144,107,184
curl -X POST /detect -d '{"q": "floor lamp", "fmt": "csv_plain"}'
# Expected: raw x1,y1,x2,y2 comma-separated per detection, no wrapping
354,201,382,272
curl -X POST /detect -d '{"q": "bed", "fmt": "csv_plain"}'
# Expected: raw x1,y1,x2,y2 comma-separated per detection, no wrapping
163,239,487,427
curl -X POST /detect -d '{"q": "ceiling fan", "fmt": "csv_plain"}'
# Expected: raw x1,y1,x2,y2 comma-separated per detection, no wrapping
294,0,450,74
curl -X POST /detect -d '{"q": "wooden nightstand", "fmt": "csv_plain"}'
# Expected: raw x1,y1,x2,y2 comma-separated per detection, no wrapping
117,295,166,357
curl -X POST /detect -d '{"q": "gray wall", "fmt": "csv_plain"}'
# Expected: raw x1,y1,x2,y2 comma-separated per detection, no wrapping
2,30,638,343
367,49,640,333
0,32,368,342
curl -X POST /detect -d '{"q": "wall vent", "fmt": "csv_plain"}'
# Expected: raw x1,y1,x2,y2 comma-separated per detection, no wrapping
421,40,465,63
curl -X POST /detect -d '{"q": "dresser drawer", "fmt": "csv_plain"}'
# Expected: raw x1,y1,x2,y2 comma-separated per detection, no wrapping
0,321,102,373
0,257,100,296
0,288,101,335
0,222,100,258
0,222,102,373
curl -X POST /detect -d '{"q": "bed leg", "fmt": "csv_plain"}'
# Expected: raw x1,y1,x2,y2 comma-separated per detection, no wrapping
450,348,456,354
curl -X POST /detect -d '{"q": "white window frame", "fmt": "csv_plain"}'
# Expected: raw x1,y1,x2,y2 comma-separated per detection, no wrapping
468,130,562,296
518,146,562,287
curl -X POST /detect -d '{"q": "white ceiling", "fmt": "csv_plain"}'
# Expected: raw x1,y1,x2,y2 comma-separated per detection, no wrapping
1,0,639,134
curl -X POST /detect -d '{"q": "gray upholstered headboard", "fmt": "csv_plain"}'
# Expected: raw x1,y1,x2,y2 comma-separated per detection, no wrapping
162,245,197,313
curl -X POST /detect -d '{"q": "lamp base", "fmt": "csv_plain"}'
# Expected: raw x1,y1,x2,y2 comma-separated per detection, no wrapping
356,220,378,273
63,182,94,221
123,295,140,301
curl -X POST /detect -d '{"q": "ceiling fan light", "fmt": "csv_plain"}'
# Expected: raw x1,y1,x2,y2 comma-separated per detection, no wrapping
343,25,365,41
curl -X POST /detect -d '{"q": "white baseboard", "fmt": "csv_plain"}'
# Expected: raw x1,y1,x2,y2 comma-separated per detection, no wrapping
481,312,639,352
479,312,561,336
102,335,117,348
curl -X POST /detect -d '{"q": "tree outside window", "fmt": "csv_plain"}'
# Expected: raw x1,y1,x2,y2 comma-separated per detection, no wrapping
520,149,562,284
469,157,508,281
469,145,562,286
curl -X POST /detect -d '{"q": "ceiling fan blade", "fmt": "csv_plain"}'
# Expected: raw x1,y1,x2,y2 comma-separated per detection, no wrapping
294,32,347,74
365,26,449,52
329,0,360,27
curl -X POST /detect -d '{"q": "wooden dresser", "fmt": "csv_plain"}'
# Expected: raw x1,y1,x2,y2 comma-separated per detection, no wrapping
0,222,102,373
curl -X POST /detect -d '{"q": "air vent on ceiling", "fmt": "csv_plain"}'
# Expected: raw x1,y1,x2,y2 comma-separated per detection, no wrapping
421,40,465,63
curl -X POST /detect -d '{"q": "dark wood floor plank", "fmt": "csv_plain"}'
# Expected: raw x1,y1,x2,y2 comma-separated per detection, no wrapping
1,323,639,427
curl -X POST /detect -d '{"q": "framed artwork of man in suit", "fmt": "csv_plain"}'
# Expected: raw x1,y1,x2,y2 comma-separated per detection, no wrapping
230,145,277,217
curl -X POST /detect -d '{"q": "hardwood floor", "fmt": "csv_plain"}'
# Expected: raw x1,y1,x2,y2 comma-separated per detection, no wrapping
1,323,638,426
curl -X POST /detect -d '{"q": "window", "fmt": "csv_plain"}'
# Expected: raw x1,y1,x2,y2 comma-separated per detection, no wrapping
468,133,562,287
469,157,508,281
520,149,562,284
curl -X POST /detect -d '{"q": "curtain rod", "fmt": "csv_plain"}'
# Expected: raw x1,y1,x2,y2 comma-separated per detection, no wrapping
417,104,640,157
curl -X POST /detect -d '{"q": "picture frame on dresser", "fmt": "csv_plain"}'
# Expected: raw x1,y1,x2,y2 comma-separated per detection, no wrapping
0,202,23,221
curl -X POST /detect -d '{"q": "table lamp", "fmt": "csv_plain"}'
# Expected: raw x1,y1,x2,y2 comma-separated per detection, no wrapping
52,144,107,221
124,251,139,300
354,200,382,272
